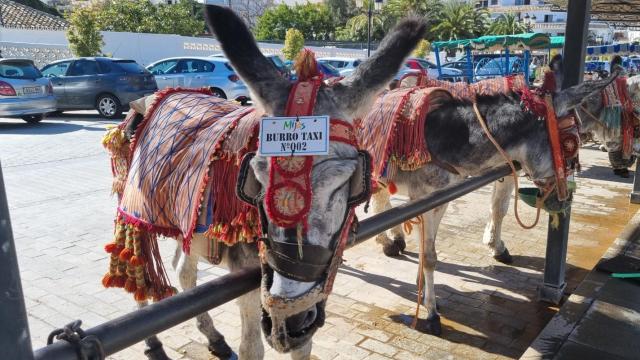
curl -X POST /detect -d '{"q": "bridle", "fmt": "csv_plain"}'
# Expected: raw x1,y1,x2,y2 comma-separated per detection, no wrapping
235,60,372,350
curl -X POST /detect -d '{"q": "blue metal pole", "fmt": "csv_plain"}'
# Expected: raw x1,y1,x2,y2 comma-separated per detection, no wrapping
465,46,473,83
435,45,443,79
505,47,510,75
524,49,531,86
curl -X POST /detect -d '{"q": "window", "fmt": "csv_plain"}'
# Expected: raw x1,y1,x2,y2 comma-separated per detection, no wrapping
148,60,179,75
67,60,98,76
41,61,71,77
176,60,214,73
353,60,361,67
114,60,148,74
544,15,553,23
0,61,42,79
97,61,111,74
490,0,498,5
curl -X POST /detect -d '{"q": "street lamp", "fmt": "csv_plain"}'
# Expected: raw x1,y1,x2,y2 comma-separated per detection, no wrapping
355,0,385,57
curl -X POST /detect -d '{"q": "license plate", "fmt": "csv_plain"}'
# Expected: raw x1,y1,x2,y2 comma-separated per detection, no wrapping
259,115,330,156
22,86,42,95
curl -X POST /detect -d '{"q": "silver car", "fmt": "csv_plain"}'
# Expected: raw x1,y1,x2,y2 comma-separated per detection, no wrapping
0,59,56,123
146,57,250,104
317,57,362,77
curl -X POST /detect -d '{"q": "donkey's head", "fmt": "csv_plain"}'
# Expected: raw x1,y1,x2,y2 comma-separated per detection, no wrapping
561,73,620,135
205,5,426,352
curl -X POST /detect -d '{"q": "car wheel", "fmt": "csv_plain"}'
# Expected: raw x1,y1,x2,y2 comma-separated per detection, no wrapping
21,114,44,123
96,94,122,119
210,88,227,99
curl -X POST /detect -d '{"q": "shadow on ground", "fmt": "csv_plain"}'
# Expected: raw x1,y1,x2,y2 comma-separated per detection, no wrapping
338,253,590,358
0,120,112,135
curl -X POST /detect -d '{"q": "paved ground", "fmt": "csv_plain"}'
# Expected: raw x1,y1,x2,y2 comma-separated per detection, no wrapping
1,112,637,360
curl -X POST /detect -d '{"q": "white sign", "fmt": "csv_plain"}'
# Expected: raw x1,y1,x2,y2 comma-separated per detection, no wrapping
259,116,330,156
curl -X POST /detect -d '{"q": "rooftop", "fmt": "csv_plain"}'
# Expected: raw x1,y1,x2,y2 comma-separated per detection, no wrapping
0,0,67,30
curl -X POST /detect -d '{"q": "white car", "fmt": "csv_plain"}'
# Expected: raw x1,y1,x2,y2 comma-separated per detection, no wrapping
317,57,362,77
0,59,56,123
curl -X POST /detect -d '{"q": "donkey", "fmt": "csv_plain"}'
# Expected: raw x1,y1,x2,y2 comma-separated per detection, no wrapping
111,5,426,360
577,74,640,177
368,77,615,335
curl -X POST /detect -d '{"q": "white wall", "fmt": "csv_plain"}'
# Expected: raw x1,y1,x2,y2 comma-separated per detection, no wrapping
0,27,370,66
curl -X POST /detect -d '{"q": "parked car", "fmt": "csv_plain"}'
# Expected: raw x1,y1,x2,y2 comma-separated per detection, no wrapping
475,57,525,80
41,57,157,119
317,57,362,76
212,53,291,81
404,57,463,81
318,62,342,79
147,57,249,104
0,59,56,123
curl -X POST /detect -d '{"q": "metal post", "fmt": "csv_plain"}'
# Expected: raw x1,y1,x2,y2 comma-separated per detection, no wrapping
435,45,443,79
524,49,531,86
504,47,510,75
465,47,473,83
0,163,34,360
538,0,591,304
367,0,372,58
630,157,640,203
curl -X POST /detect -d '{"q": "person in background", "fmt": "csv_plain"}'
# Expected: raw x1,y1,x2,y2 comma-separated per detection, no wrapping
610,55,625,75
540,54,563,95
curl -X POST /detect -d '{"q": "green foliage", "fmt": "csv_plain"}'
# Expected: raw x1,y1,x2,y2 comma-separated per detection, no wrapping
283,28,305,60
412,39,431,58
487,13,527,35
431,0,488,41
93,0,205,36
325,0,356,25
335,12,388,42
14,0,60,17
66,6,104,57
254,3,335,41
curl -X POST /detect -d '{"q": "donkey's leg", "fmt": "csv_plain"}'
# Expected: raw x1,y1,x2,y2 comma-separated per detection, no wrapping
236,289,264,360
372,189,406,256
419,204,448,336
176,252,232,358
137,301,170,360
482,177,515,264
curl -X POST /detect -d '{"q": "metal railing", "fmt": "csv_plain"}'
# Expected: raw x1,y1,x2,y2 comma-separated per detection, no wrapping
23,164,514,359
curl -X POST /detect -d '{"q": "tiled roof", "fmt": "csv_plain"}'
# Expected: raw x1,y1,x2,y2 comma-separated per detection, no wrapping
0,0,68,30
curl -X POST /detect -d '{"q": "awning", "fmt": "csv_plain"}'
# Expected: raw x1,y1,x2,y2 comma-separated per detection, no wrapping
586,43,640,55
433,33,551,52
550,36,565,49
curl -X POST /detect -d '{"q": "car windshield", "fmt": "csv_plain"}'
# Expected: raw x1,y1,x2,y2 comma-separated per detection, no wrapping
417,59,436,69
114,60,148,74
0,61,42,79
269,55,285,69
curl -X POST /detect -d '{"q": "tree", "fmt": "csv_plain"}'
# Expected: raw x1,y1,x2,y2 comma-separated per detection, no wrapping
283,28,305,60
66,6,104,57
431,0,488,41
94,0,205,36
254,3,336,41
413,39,431,58
231,0,275,29
335,11,388,42
488,13,527,35
326,0,356,25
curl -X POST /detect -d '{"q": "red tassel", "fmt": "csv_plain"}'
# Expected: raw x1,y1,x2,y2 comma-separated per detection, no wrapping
134,288,147,302
119,248,133,261
113,275,126,288
104,243,118,253
124,278,137,293
130,255,145,266
388,181,398,195
102,273,114,288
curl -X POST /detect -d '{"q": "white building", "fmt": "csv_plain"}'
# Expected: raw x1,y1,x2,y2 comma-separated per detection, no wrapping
476,0,614,43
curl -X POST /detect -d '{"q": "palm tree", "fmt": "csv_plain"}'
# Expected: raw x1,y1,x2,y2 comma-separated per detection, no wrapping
431,1,488,41
488,13,528,35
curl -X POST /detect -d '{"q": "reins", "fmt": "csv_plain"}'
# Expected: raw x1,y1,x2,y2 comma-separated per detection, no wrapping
472,103,551,230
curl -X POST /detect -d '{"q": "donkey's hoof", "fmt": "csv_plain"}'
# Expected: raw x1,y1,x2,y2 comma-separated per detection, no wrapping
382,242,402,257
424,314,442,336
144,345,170,360
209,338,233,359
493,248,513,264
392,235,406,252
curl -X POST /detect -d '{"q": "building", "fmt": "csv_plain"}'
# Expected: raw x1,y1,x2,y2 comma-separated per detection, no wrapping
475,0,614,44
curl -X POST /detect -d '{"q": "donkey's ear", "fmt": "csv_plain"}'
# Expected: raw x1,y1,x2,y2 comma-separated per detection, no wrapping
204,5,290,114
553,73,618,117
332,17,427,116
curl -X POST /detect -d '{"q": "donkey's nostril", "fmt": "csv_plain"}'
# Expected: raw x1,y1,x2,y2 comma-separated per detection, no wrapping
285,307,317,335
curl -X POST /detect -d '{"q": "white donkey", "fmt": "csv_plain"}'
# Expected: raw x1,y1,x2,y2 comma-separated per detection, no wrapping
105,5,427,360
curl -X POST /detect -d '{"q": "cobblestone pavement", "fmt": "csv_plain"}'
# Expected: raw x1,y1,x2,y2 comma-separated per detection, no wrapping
1,113,637,360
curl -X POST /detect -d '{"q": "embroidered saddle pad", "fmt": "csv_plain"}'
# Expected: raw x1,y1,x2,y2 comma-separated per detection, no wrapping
423,75,527,100
357,86,453,182
112,89,261,250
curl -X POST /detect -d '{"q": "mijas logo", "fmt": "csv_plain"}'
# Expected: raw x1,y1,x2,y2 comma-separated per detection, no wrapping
283,117,306,131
